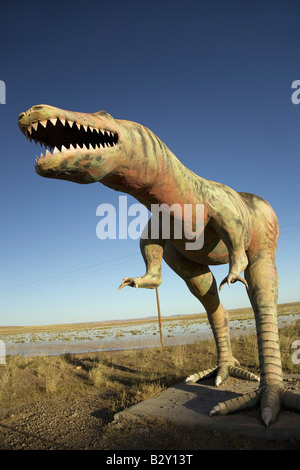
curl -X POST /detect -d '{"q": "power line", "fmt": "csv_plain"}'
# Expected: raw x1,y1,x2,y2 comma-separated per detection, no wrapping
279,235,300,241
0,259,143,298
280,222,300,228
2,222,300,297
0,252,139,295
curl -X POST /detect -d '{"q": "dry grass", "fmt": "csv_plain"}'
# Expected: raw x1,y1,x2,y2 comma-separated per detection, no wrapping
1,320,299,408
0,319,299,449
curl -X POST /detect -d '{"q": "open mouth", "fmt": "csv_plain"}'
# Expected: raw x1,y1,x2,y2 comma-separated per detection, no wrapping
19,117,119,163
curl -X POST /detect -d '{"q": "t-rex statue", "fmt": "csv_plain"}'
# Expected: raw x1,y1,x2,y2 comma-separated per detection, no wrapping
18,104,300,426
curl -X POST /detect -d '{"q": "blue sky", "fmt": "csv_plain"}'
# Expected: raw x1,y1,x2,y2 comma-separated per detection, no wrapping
0,0,300,326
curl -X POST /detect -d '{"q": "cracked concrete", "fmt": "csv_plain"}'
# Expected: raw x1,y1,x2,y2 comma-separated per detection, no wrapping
114,375,300,441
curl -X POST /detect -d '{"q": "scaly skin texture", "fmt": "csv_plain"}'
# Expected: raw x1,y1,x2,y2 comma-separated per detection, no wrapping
18,104,300,426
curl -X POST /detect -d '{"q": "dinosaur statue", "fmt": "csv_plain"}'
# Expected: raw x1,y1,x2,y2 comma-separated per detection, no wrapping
18,104,300,426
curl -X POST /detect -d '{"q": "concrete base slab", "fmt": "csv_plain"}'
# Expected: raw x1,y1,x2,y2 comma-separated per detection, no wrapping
114,375,300,441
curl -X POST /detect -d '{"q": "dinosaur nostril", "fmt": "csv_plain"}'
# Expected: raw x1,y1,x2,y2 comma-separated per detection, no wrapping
18,112,25,120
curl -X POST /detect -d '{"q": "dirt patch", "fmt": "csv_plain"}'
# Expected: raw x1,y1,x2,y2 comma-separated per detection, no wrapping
1,394,299,450
0,396,111,450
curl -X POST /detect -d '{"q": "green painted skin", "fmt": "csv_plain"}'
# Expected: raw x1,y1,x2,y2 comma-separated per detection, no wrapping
18,104,300,426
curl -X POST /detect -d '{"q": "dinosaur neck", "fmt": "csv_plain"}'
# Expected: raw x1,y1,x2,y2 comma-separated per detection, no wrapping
102,123,205,211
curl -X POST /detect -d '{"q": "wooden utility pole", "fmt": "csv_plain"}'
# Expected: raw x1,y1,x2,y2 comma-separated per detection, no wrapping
155,287,163,349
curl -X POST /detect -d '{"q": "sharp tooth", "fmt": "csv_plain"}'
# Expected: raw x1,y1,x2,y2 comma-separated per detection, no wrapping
50,118,57,126
83,125,88,132
53,147,60,154
88,126,93,132
35,156,39,162
70,144,75,150
68,120,74,128
76,123,81,130
27,126,32,135
61,145,67,152
40,120,48,128
32,122,38,131
82,144,88,150
40,152,44,158
94,128,100,133
60,118,66,126
45,150,52,158
89,143,93,150
76,143,81,148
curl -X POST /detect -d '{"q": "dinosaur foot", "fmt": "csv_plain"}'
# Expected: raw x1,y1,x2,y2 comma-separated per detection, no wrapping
185,364,259,387
210,385,300,427
118,277,140,291
219,272,249,291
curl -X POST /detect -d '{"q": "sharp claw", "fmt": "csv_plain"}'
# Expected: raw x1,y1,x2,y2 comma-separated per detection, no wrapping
184,367,218,384
209,384,300,425
118,278,138,291
215,364,229,386
238,275,249,289
184,374,195,383
215,376,222,386
261,407,273,427
210,404,222,416
219,273,248,291
118,279,129,291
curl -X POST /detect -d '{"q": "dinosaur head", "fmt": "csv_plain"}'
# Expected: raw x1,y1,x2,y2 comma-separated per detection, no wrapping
18,104,130,185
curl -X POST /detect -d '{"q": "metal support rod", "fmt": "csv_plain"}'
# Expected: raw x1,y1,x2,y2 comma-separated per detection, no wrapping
155,287,163,349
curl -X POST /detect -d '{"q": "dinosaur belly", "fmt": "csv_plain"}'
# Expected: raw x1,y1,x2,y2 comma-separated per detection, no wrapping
203,242,229,265
187,240,229,265
171,236,229,266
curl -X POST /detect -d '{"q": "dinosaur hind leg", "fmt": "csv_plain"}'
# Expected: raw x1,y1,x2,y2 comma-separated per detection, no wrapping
212,255,300,425
163,242,259,386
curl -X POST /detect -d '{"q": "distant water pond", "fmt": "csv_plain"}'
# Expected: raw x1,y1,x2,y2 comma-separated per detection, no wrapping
1,308,299,357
